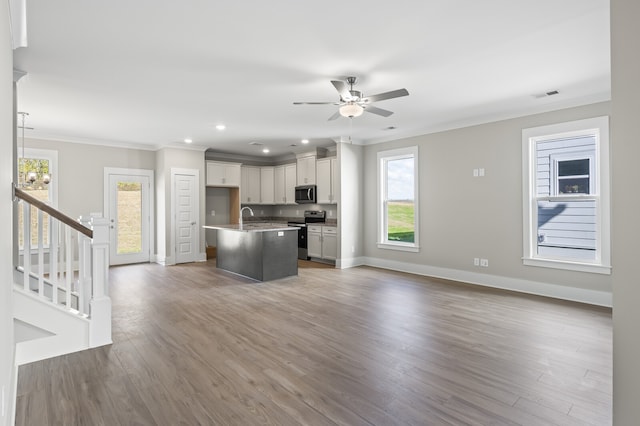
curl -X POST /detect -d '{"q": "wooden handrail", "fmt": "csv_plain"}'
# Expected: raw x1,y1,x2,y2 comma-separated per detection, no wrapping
14,186,94,238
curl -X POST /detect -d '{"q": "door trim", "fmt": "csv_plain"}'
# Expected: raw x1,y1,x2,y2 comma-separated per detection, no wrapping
170,168,203,265
103,167,155,264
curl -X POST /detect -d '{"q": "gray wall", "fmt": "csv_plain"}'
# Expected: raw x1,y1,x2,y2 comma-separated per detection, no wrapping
611,0,640,422
1,3,15,424
24,138,156,219
362,102,612,298
155,147,206,264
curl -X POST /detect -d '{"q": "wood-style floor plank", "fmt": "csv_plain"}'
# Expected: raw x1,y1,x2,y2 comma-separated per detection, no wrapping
16,260,612,425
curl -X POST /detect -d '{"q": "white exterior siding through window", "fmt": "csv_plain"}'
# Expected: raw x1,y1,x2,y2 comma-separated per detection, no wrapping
522,116,610,274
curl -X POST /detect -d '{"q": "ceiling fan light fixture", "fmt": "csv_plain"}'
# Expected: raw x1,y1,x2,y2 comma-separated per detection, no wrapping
339,103,364,118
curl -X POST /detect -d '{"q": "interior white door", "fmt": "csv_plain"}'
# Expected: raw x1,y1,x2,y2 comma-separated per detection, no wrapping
108,174,151,265
174,172,199,264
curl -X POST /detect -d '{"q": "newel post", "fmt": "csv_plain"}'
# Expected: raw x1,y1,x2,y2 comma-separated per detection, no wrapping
89,216,112,347
78,216,92,314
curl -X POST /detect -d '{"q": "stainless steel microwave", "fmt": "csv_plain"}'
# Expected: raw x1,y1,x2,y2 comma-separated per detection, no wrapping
295,185,317,204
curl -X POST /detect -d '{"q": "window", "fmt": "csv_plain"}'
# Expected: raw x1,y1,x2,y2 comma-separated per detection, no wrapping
17,148,58,250
522,117,610,274
377,146,419,252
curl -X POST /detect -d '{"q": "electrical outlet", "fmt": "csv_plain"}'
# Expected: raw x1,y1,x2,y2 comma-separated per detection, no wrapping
296,210,300,215
480,258,489,267
260,210,264,215
473,258,480,266
279,210,282,215
210,210,215,216
473,168,479,177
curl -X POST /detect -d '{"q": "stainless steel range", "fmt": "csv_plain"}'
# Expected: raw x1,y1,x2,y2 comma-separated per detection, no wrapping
288,210,325,260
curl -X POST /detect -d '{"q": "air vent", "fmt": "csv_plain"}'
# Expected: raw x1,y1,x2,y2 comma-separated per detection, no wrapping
383,126,397,131
249,141,263,146
533,90,560,99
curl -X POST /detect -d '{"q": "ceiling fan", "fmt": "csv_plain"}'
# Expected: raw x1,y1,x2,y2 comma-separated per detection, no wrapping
293,77,409,120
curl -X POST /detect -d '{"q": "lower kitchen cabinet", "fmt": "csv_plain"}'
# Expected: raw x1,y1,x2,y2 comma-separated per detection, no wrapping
307,225,336,261
321,226,337,260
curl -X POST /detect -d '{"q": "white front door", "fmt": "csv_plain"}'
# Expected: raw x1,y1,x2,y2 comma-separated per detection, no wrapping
107,172,152,265
173,170,199,264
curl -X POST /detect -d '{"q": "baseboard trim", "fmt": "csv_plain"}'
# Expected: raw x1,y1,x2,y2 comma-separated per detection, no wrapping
359,256,612,307
336,256,366,269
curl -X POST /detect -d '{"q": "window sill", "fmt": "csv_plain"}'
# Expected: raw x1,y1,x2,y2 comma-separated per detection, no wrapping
523,257,611,275
377,243,420,253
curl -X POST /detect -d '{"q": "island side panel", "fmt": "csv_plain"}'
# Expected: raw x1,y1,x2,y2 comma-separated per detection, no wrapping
216,229,265,280
262,230,298,281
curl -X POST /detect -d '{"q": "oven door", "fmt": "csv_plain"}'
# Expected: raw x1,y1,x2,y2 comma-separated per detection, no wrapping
288,223,308,260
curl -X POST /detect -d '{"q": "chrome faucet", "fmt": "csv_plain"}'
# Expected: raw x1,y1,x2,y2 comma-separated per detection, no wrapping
239,206,254,227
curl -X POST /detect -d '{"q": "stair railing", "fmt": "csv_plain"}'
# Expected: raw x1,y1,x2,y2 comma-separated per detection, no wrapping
13,186,112,347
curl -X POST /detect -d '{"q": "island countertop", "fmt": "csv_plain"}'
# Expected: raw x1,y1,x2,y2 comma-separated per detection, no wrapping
203,223,296,233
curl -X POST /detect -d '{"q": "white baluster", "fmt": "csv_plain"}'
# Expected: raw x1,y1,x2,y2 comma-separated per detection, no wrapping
37,209,44,297
50,218,58,304
23,202,31,292
65,226,72,309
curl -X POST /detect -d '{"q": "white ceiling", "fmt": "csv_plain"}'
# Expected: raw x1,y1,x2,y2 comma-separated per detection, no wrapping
13,0,610,157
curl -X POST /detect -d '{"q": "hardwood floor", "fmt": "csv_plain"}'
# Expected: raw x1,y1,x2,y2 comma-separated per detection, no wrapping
15,260,612,425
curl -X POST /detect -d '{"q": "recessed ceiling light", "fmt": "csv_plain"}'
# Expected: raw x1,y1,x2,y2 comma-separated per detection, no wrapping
262,148,270,153
216,124,226,131
301,139,309,144
184,138,193,143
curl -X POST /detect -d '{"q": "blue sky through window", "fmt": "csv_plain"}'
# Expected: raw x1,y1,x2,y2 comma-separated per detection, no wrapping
387,157,414,201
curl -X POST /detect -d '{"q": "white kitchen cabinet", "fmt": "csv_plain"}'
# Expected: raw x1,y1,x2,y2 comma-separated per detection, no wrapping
274,163,297,204
308,225,337,261
321,226,337,260
206,161,241,187
260,167,275,204
240,166,261,204
316,157,337,204
296,155,316,185
307,225,322,258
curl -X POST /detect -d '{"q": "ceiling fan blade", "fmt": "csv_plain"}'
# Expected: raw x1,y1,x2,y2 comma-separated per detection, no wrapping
327,111,341,121
293,101,339,105
364,105,394,117
363,88,409,103
331,80,352,100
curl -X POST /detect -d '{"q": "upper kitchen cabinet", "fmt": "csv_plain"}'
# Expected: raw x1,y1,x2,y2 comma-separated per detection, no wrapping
275,163,297,204
296,155,316,185
316,157,337,204
240,166,261,204
206,161,241,187
260,167,275,204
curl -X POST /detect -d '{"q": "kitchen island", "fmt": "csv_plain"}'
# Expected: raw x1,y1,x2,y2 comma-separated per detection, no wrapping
203,223,298,282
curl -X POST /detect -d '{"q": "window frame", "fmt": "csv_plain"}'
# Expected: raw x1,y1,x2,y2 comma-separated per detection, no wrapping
18,148,58,252
522,116,610,274
377,146,420,252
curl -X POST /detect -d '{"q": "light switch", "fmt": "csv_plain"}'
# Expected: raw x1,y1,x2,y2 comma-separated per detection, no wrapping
473,168,479,177
479,168,485,177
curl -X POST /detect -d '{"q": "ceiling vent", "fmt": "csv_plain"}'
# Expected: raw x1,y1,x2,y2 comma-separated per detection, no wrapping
533,90,560,99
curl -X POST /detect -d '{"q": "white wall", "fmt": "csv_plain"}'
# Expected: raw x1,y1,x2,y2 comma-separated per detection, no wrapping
611,0,640,422
1,3,15,424
337,142,364,267
362,102,612,305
